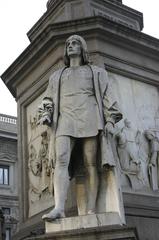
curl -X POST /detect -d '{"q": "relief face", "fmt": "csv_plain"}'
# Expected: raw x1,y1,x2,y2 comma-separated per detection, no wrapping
27,94,54,217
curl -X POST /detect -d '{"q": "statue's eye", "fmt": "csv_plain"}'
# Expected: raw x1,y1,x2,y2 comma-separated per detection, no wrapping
72,41,77,45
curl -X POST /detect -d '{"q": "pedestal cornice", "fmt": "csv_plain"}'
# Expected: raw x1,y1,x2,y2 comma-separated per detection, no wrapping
28,0,143,42
1,16,159,99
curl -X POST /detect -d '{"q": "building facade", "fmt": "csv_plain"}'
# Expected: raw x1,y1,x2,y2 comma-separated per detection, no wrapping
0,114,19,239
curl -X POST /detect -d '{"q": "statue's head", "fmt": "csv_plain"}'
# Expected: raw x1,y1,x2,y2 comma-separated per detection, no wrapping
64,35,89,66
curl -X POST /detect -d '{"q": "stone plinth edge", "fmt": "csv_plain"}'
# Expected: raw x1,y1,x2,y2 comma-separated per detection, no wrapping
25,225,138,240
45,212,122,233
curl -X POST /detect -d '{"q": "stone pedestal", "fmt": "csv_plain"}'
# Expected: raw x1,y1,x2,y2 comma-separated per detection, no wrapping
45,212,122,233
25,228,138,240
24,213,138,240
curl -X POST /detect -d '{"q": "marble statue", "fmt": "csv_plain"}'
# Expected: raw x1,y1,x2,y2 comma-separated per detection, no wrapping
38,35,122,221
145,129,159,190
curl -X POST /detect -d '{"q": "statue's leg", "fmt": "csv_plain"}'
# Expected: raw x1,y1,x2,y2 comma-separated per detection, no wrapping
42,136,74,220
83,136,98,214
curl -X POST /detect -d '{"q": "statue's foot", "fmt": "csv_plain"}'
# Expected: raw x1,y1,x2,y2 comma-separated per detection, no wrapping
42,208,65,221
87,209,95,215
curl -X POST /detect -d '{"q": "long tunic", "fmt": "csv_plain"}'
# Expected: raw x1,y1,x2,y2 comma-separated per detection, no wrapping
56,66,103,137
41,65,122,168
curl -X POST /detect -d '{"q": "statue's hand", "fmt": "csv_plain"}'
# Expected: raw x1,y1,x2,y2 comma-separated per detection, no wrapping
104,122,114,136
103,164,113,171
37,99,53,126
149,162,156,168
37,113,52,126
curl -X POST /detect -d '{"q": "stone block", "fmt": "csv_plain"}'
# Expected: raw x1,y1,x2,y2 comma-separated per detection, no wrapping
45,212,122,233
25,225,138,240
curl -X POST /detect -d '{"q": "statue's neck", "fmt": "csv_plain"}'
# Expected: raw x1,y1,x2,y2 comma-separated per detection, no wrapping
69,56,82,67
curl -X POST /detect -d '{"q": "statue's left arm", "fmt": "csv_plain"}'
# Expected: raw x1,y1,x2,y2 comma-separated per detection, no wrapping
102,70,122,134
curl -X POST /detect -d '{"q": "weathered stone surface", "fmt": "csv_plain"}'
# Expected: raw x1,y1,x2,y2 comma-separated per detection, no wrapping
26,93,54,217
45,212,122,233
28,0,143,42
25,225,138,240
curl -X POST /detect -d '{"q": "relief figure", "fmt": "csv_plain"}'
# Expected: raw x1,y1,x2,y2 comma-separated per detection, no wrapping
115,119,145,189
145,129,159,191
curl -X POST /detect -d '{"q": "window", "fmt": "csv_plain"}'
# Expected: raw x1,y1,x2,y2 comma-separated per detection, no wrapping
5,228,11,240
2,207,10,215
0,165,9,185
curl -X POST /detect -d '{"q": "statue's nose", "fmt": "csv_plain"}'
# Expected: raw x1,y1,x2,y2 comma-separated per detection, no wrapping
69,46,73,50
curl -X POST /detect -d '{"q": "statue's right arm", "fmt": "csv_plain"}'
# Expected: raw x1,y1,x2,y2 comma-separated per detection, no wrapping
37,76,54,126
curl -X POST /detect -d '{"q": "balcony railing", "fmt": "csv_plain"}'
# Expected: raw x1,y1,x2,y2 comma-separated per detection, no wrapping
0,114,17,125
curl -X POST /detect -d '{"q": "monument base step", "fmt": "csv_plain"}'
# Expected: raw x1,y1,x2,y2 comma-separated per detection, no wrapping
25,226,138,240
45,212,123,233
24,213,138,240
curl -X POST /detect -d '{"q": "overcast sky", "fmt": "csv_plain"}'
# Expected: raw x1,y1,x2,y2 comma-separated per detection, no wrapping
0,0,159,117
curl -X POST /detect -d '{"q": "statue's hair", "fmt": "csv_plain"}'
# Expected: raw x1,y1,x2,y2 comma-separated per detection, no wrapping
64,35,90,66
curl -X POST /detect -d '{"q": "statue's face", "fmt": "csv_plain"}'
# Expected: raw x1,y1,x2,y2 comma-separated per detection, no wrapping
66,39,81,58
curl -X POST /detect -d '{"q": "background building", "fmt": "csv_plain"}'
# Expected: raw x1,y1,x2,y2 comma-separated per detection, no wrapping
0,114,19,239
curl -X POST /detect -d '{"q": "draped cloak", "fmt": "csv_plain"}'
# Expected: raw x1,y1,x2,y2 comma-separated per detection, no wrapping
42,65,122,177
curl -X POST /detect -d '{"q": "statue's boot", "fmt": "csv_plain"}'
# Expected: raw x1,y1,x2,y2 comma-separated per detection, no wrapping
86,165,98,215
87,209,95,215
42,208,65,221
83,137,98,215
42,136,76,221
42,157,70,221
42,180,69,221
87,167,98,215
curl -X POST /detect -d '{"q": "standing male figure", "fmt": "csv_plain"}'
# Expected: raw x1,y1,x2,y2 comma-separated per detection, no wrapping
39,35,122,220
145,130,159,190
115,119,141,170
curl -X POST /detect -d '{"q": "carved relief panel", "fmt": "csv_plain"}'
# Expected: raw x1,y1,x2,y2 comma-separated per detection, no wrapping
109,72,159,192
27,94,54,217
